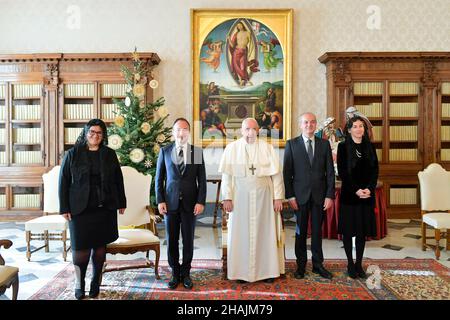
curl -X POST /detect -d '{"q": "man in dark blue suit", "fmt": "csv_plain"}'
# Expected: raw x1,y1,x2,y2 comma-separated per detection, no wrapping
155,118,207,290
283,112,335,280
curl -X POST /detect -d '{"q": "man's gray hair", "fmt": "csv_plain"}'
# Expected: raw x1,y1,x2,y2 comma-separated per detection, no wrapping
242,117,259,128
298,112,317,123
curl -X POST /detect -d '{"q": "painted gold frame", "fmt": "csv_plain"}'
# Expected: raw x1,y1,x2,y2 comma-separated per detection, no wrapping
191,9,293,148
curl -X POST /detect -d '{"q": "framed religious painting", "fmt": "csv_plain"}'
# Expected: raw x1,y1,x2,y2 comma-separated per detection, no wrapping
192,9,293,148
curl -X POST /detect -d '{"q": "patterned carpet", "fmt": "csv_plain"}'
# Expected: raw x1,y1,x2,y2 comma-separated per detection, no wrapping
29,259,449,300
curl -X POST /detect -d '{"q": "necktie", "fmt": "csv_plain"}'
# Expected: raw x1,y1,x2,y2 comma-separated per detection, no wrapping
307,139,313,165
178,147,185,175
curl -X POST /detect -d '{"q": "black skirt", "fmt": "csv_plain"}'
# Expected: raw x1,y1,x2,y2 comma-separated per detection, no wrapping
338,203,376,237
68,206,118,250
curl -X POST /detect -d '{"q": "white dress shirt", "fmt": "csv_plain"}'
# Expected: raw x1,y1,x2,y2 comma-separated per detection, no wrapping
302,134,315,157
175,142,188,164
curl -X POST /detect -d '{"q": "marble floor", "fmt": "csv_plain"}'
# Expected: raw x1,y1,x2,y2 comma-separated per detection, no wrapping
0,211,449,300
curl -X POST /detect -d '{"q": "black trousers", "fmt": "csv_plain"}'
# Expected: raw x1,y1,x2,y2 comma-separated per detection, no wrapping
295,195,324,269
165,201,196,279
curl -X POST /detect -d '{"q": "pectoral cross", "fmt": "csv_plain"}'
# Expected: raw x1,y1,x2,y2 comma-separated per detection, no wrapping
249,164,256,175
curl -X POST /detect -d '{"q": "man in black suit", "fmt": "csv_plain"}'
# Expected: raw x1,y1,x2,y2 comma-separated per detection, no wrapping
155,118,207,290
283,112,335,280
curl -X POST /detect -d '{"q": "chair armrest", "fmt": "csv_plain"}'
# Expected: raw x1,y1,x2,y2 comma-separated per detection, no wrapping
0,239,12,250
0,239,13,266
145,206,160,236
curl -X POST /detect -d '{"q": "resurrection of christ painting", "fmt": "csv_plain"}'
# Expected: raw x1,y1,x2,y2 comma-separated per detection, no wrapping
192,9,293,147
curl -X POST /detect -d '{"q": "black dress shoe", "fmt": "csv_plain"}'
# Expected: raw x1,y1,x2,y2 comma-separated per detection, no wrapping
312,265,333,280
346,264,357,279
293,269,305,279
182,276,193,289
168,276,180,289
88,282,100,298
355,264,367,279
263,278,275,283
75,289,85,300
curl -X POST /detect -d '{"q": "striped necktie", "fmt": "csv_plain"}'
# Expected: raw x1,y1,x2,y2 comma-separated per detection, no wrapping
178,147,185,175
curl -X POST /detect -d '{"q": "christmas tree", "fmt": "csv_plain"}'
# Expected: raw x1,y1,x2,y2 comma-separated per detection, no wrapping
107,49,172,206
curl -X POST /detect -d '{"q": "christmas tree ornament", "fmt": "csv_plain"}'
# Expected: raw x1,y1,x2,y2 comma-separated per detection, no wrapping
133,84,146,97
129,148,145,163
141,122,151,134
114,115,125,127
156,133,166,143
149,79,159,89
108,134,123,150
144,159,152,168
125,96,131,106
157,106,168,118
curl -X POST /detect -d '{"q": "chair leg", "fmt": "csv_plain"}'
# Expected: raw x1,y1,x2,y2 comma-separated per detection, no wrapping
11,275,19,300
26,231,31,261
222,248,227,280
447,229,449,251
154,246,160,280
44,230,49,253
421,222,426,251
62,230,67,262
434,229,441,260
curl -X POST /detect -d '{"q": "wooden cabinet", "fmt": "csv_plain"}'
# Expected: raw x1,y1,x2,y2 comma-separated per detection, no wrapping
319,52,450,219
0,53,160,221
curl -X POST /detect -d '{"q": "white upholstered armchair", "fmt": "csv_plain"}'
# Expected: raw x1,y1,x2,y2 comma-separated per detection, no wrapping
0,239,19,300
25,166,70,261
418,163,450,259
104,166,160,279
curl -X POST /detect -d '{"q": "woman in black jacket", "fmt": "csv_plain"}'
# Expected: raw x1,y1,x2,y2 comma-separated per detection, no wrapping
337,116,378,279
59,119,126,299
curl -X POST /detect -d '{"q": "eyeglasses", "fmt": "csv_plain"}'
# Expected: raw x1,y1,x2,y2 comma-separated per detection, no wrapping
88,129,103,136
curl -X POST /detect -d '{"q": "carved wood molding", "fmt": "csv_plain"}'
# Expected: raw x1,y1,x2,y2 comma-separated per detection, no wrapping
0,53,161,67
319,52,450,64
332,59,351,83
45,63,59,86
421,60,438,86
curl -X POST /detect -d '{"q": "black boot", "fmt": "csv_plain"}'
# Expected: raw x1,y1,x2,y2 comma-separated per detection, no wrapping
75,288,85,300
88,282,100,298
346,263,357,279
355,263,367,279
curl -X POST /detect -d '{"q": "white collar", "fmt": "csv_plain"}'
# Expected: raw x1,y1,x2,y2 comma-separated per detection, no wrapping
175,142,188,150
302,134,315,143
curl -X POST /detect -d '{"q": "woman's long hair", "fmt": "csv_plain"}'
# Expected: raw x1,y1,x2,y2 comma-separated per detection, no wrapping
74,118,108,148
344,116,377,173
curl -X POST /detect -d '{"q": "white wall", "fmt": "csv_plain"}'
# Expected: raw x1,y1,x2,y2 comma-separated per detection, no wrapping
1,0,449,200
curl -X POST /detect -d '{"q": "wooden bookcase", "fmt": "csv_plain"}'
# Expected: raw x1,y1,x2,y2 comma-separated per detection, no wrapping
0,53,160,221
319,52,450,219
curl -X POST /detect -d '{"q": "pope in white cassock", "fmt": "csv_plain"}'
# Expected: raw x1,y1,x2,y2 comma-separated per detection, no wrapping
219,118,285,283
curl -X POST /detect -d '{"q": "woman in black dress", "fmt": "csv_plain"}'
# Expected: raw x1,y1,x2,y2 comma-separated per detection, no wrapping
337,116,378,279
59,119,126,299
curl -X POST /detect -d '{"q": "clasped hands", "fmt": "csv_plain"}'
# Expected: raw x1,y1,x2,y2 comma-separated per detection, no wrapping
356,188,371,199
